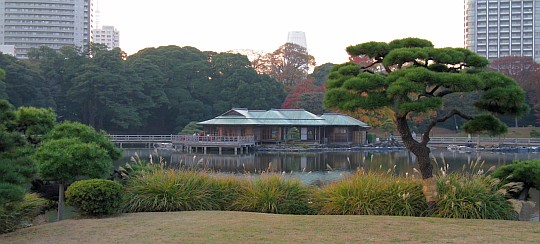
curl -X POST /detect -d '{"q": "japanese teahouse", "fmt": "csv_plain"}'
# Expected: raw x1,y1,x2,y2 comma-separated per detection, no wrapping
198,108,371,145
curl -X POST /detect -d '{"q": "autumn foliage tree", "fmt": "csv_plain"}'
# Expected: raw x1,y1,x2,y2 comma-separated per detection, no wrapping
325,38,528,206
252,43,315,89
489,56,540,126
281,79,326,114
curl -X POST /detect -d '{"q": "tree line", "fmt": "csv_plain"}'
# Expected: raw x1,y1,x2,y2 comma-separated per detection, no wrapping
1,42,538,135
0,44,289,134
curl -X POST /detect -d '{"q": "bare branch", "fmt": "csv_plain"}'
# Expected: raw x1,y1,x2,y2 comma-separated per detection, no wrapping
421,109,473,146
360,59,381,70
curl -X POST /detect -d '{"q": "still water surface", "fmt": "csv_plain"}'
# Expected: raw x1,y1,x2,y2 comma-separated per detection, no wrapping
118,148,540,185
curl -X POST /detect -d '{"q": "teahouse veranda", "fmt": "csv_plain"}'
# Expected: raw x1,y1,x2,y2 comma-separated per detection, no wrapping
198,108,371,145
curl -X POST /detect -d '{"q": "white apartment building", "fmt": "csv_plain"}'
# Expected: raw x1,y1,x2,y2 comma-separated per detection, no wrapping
0,0,93,59
464,0,540,62
92,25,119,50
0,44,14,55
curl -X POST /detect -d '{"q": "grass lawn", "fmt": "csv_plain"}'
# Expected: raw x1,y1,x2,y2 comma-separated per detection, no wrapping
1,211,539,243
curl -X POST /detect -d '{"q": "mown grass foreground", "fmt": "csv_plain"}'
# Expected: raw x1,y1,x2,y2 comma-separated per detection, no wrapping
1,211,539,243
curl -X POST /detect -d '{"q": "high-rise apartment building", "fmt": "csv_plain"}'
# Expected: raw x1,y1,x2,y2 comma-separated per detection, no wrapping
93,25,119,50
0,0,93,59
287,31,307,49
464,0,540,62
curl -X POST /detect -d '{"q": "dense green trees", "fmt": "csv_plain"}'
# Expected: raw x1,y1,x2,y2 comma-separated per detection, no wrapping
0,53,55,108
0,99,56,206
126,46,286,133
0,99,56,232
4,45,286,134
325,38,528,205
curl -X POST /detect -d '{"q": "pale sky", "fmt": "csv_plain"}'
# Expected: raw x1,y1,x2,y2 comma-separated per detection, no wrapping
97,0,464,65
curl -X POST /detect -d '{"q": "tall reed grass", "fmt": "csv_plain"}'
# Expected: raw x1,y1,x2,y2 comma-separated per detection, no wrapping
232,175,316,215
316,171,427,216
207,175,245,211
122,169,219,212
433,173,514,219
431,154,514,220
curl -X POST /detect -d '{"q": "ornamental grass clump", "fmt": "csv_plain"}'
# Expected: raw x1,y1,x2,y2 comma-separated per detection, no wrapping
316,171,426,216
122,169,218,212
232,174,316,215
433,173,514,220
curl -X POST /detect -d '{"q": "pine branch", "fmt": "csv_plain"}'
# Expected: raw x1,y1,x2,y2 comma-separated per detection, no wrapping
421,109,473,146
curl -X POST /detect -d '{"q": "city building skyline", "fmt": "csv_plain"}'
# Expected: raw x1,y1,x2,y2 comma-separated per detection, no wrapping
0,0,93,58
464,0,540,62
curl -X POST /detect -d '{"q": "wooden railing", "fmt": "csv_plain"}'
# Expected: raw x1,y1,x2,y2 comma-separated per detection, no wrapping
109,135,173,142
393,136,540,146
171,135,255,145
109,135,255,145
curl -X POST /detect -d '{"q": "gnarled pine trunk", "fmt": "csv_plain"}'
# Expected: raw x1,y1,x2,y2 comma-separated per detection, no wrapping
396,116,437,207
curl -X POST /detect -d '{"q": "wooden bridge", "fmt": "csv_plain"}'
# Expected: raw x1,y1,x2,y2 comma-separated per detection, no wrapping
109,135,256,154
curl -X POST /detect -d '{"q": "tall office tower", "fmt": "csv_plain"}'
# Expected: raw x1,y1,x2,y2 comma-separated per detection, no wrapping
464,0,540,63
93,25,119,50
287,31,307,49
0,0,93,59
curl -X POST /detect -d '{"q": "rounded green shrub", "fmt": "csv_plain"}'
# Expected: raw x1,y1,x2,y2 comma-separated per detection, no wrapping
122,169,218,212
433,173,514,220
66,179,122,217
316,172,426,216
232,175,316,215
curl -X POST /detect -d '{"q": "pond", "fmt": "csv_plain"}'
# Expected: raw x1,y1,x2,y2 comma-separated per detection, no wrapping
117,148,539,184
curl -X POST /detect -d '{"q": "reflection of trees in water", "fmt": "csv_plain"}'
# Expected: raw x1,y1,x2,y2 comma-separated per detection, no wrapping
117,149,540,177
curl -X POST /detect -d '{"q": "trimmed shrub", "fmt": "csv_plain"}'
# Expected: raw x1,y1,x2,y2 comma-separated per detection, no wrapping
66,179,122,217
491,159,540,199
122,169,218,212
316,171,426,216
232,175,316,215
0,193,47,234
433,173,514,220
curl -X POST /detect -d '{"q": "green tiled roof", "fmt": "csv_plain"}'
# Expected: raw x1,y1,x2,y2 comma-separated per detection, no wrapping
320,113,371,127
199,109,370,128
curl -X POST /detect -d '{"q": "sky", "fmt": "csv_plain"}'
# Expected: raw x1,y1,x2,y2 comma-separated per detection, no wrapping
97,0,464,65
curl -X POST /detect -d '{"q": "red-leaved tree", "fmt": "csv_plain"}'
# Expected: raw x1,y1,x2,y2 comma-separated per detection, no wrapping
489,56,540,125
281,79,325,114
